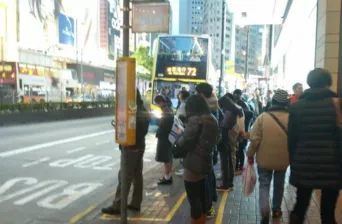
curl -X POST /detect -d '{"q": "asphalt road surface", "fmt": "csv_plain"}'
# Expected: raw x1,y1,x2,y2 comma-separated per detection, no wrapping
0,117,159,224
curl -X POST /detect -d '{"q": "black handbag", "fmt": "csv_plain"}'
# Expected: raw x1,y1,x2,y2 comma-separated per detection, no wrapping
333,98,342,169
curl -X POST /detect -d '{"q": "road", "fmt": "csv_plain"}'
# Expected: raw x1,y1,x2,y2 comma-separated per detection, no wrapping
0,117,159,224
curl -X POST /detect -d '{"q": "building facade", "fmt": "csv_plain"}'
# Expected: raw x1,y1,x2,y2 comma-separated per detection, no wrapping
203,0,234,71
179,0,205,35
234,25,264,76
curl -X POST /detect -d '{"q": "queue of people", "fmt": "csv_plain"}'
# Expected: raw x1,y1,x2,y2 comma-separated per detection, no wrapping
101,68,341,224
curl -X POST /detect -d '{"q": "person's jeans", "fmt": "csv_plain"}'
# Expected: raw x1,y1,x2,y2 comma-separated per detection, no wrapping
184,178,207,219
258,167,286,214
292,187,339,224
112,150,144,210
220,149,234,187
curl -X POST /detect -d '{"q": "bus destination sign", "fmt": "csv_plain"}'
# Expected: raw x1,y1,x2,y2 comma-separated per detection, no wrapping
156,61,207,80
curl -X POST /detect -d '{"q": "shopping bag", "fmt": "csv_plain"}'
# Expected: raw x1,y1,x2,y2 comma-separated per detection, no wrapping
242,163,256,196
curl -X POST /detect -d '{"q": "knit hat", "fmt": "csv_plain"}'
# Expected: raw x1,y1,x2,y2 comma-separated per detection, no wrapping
272,89,289,105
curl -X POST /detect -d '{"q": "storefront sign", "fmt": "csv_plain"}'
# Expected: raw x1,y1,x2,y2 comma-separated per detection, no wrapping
58,13,75,46
132,3,170,33
18,64,45,76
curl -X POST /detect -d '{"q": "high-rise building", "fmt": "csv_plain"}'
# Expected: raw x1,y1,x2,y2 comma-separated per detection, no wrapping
203,0,234,71
178,0,205,35
234,25,264,76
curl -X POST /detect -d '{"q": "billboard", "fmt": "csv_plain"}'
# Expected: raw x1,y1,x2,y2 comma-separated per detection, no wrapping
58,13,75,46
108,0,121,60
132,3,170,33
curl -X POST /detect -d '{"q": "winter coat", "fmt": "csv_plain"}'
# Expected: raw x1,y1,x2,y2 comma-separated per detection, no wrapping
155,106,174,162
126,105,150,150
247,107,289,170
178,114,219,178
288,88,342,189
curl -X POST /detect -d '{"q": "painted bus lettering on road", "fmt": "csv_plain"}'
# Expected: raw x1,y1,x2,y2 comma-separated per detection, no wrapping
0,177,102,209
22,154,118,171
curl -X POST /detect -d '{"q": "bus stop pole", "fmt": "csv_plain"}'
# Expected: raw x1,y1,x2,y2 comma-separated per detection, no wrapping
121,0,130,224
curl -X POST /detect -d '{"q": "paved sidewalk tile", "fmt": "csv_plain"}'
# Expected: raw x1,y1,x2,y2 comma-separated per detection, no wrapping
88,162,342,224
222,170,342,224
88,161,185,224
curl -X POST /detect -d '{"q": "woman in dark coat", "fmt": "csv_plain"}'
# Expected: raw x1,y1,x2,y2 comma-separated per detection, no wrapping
288,68,342,224
176,95,219,223
154,95,174,185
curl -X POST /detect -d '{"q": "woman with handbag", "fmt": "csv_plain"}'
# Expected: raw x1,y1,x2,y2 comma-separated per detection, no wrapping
174,95,219,224
247,89,290,223
288,68,342,224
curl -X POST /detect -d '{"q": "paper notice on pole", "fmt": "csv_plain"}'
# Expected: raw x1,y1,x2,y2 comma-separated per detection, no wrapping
128,116,136,129
117,61,127,142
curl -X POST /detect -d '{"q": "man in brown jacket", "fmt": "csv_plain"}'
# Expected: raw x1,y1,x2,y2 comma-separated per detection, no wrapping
247,89,289,224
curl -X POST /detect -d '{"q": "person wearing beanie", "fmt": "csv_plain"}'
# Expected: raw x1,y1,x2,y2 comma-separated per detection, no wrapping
288,68,342,223
247,89,290,224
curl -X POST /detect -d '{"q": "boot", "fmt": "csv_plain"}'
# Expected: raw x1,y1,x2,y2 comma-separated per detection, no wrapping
200,214,207,224
290,212,301,224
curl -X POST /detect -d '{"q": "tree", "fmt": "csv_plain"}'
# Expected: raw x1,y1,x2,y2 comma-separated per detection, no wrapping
132,46,153,80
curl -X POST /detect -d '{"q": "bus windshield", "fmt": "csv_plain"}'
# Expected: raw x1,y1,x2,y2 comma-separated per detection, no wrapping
152,80,197,108
155,36,209,80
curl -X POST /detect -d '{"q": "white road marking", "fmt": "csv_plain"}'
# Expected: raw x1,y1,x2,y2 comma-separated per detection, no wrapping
0,130,114,158
143,158,152,162
22,157,51,168
95,140,111,146
67,147,86,154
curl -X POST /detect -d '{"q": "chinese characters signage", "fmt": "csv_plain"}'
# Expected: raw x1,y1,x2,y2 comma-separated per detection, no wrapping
166,66,197,77
132,3,170,33
156,61,207,80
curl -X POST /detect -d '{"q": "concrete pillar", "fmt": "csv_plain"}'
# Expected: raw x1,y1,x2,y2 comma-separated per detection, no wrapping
315,0,342,93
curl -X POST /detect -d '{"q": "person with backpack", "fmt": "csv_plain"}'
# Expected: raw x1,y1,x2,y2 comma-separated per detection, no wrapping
216,95,243,191
174,95,219,224
102,89,150,215
247,89,290,224
154,95,174,185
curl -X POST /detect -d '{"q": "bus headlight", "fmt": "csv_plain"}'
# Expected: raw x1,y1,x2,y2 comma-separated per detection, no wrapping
151,110,162,119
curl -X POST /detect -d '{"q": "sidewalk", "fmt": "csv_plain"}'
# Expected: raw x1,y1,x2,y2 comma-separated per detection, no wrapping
87,166,342,224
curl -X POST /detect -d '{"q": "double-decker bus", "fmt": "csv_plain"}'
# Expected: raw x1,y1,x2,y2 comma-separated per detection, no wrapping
148,34,213,119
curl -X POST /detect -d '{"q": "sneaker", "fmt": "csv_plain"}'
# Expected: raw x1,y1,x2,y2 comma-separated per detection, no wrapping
272,209,283,218
158,176,173,185
206,206,216,219
127,205,140,212
101,206,120,215
175,169,184,176
216,184,235,192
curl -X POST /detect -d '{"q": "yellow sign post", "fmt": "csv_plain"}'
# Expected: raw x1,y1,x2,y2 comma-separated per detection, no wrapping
115,57,136,146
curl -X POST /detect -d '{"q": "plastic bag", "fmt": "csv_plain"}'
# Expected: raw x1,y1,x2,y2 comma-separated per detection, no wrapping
242,163,256,196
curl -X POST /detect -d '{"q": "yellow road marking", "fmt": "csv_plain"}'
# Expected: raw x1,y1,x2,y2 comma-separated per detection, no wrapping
215,192,229,224
164,192,187,221
67,205,97,224
99,192,187,222
67,163,161,224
